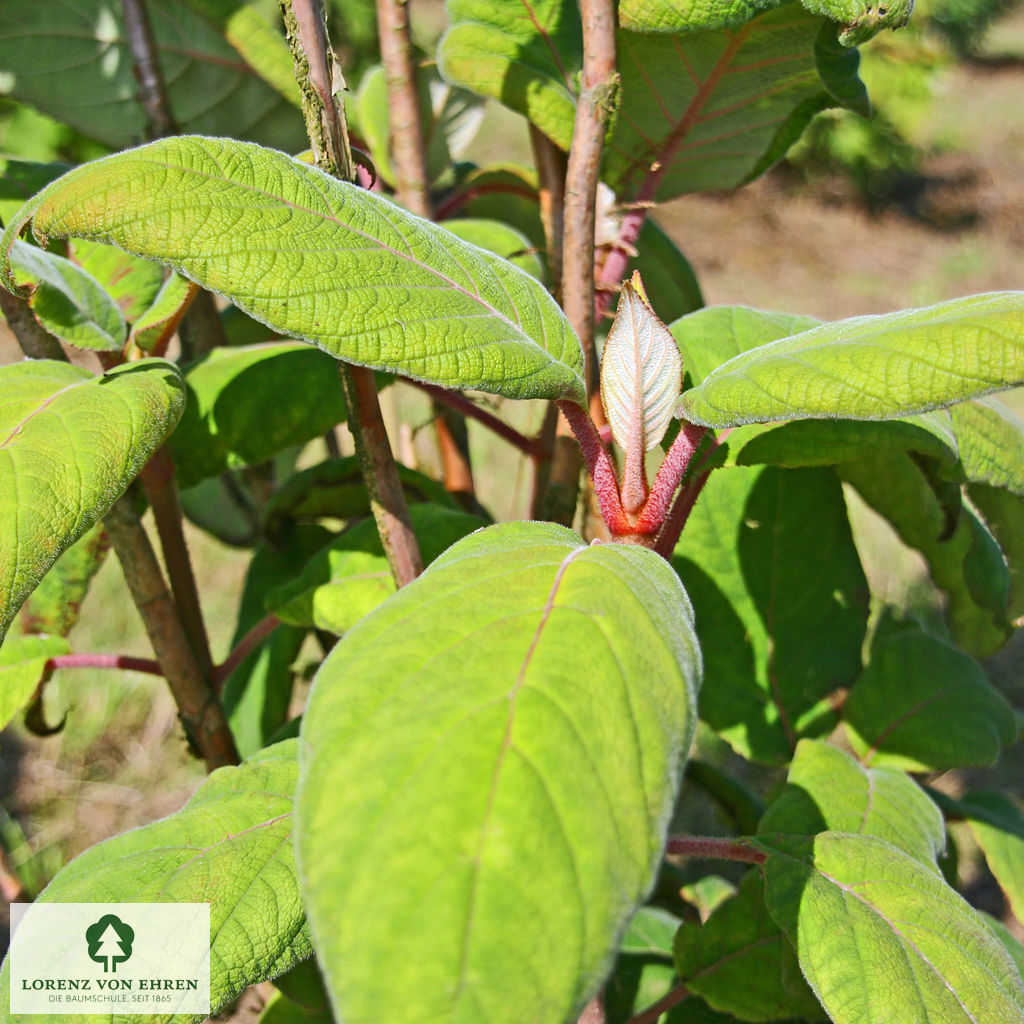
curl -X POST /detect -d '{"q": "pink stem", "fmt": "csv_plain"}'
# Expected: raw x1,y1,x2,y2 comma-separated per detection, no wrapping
45,654,164,676
665,835,766,865
634,423,707,533
214,613,281,687
653,469,711,558
556,400,627,532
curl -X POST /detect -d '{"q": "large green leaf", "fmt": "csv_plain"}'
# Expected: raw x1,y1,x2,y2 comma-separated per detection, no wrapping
296,521,700,1024
69,238,167,324
0,358,184,644
970,484,1024,619
757,739,946,868
950,397,1024,495
7,239,125,350
674,870,823,1021
167,343,349,491
679,292,1024,428
438,0,582,151
761,832,1024,1024
672,465,868,763
443,218,545,280
844,629,1017,770
607,10,857,202
0,0,306,151
0,741,308,1023
2,136,585,403
0,632,69,731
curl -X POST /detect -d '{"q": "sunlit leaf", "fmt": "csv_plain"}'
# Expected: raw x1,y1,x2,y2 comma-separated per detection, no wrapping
0,632,69,730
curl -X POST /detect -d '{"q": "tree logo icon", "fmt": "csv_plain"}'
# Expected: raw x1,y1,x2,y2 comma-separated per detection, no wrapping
85,914,135,973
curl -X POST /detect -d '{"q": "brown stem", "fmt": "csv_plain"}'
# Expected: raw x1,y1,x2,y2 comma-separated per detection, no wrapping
282,0,424,586
530,404,560,519
120,0,177,138
625,982,692,1024
375,0,431,217
665,835,766,865
139,448,214,679
340,365,423,585
433,401,477,507
103,495,239,770
215,612,282,686
0,290,66,361
561,0,618,397
529,124,567,296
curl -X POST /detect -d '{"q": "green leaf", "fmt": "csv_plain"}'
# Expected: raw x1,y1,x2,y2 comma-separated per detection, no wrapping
166,343,348,491
761,832,1024,1024
17,521,109,637
0,632,69,731
844,629,1017,770
950,397,1024,495
438,0,582,150
260,958,333,1024
69,238,167,324
672,465,867,763
631,219,704,326
443,217,545,280
619,0,786,33
0,741,309,1024
7,239,125,350
296,521,700,1024
268,505,486,634
446,165,546,252
0,358,185,644
0,0,306,151
3,136,585,403
957,791,1024,925
130,271,194,352
969,484,1024,619
263,455,456,542
607,8,855,202
840,452,1013,655
758,739,946,868
984,914,1024,982
604,906,680,1024
0,157,69,228
674,871,823,1022
679,292,1024,428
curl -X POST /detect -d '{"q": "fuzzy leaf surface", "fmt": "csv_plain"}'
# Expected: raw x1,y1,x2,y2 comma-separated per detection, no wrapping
758,739,946,868
0,359,184,644
0,741,308,1023
296,522,700,1024
130,272,194,352
2,137,585,403
0,632,69,730
761,832,1024,1024
955,791,1024,924
8,239,125,351
672,465,867,762
69,239,167,323
0,0,306,151
679,292,1024,427
844,629,1017,770
950,397,1024,495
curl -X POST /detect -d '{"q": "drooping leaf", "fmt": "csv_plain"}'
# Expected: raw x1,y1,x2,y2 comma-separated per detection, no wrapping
758,739,946,868
607,9,862,202
840,452,1013,655
268,505,486,634
263,455,456,542
674,871,823,1022
296,521,700,1024
69,238,167,323
761,831,1024,1024
166,343,348,491
0,358,185,644
672,465,868,763
844,629,1017,770
950,397,1024,495
2,136,585,403
438,0,582,150
0,741,309,1024
7,239,125,350
600,278,683,454
443,217,545,280
0,0,306,151
130,272,194,352
679,292,1024,428
0,633,69,730
955,790,1024,924
17,521,110,638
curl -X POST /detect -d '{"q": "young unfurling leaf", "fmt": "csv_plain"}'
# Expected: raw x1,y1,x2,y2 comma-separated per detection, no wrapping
600,274,683,512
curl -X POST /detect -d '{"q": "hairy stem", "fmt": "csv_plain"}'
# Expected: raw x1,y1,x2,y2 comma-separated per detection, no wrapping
282,0,423,586
556,400,625,532
120,0,177,138
104,496,239,770
665,835,766,865
140,448,214,679
0,290,66,361
653,468,711,558
46,654,164,676
626,981,692,1024
634,423,707,534
375,0,431,218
